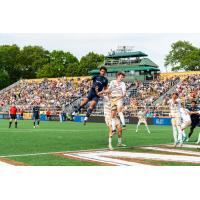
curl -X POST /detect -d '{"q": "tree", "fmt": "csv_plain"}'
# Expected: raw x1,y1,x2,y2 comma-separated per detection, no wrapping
0,69,10,90
164,40,199,71
66,63,81,77
17,45,50,78
79,52,104,75
0,44,21,82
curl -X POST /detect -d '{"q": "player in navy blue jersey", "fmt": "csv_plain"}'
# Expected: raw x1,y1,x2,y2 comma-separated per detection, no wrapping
73,66,108,125
33,103,40,128
186,101,200,141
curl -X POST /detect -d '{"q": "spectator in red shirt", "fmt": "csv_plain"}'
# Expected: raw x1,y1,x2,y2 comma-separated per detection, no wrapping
9,103,18,128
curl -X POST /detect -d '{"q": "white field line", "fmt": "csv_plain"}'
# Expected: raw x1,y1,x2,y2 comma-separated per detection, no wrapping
64,153,146,166
0,148,109,158
165,144,200,149
70,150,200,164
141,146,200,156
0,161,13,166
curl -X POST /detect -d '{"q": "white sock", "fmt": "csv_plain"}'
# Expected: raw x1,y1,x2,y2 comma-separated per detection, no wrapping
111,118,116,131
118,138,122,144
172,126,178,143
119,112,125,126
109,137,112,146
84,116,88,121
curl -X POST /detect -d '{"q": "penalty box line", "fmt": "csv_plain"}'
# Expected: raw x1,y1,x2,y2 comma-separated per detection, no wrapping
0,143,175,159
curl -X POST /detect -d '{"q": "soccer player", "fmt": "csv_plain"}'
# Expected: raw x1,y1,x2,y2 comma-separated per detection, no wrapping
179,105,191,144
73,66,108,125
168,93,182,147
100,71,126,133
187,101,200,141
104,95,126,150
136,108,151,134
9,103,18,128
33,103,40,128
195,110,200,144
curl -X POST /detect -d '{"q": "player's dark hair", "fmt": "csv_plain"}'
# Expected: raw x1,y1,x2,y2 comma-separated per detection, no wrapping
191,100,197,104
99,66,107,72
172,92,179,97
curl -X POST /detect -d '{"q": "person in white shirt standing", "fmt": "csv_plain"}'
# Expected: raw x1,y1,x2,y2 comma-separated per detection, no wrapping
99,71,126,134
136,108,151,134
168,93,182,147
103,95,126,150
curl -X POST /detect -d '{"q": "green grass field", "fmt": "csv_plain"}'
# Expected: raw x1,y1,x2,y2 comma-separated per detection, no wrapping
0,119,199,166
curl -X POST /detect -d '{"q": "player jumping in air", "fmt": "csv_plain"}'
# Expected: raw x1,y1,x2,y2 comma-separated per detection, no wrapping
73,66,108,125
136,108,151,134
104,95,126,150
99,71,126,134
33,103,40,128
168,93,182,147
9,103,18,128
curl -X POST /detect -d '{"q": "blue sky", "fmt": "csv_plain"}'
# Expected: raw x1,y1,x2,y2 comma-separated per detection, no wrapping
1,33,200,72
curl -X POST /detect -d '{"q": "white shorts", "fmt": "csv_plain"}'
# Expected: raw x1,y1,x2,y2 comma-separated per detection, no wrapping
110,98,123,110
171,117,181,127
181,120,191,130
138,119,147,126
105,116,121,127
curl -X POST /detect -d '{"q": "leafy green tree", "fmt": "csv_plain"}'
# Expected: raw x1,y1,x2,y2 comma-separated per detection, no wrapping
0,44,21,82
66,63,81,77
17,45,50,78
79,52,104,75
0,69,10,89
164,41,198,71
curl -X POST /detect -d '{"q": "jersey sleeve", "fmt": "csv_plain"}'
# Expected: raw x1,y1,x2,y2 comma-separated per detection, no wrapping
92,76,97,81
108,80,114,90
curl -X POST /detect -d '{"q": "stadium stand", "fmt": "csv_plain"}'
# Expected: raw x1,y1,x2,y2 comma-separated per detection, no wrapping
0,72,200,118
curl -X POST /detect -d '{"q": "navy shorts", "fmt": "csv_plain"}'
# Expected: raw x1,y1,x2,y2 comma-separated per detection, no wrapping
86,89,100,103
33,114,40,120
10,114,16,120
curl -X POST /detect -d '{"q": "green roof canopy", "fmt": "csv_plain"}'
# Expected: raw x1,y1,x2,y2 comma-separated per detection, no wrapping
106,51,147,59
90,66,160,74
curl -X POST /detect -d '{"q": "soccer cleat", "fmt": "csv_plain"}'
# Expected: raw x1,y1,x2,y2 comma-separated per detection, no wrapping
174,141,179,147
108,145,113,151
83,120,87,126
122,125,126,130
36,125,39,128
117,143,127,147
33,126,36,128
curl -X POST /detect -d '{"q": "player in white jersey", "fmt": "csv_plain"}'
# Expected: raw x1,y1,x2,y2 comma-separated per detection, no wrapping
136,108,151,134
104,95,126,150
168,93,182,147
179,105,191,144
100,71,126,134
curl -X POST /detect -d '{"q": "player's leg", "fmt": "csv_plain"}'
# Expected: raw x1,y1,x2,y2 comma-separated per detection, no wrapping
136,120,141,133
73,97,90,115
116,124,126,147
84,99,97,125
196,132,200,144
9,117,12,128
111,106,117,134
33,115,36,128
181,121,191,142
108,125,113,150
144,120,151,134
171,119,178,146
117,103,126,128
188,123,197,140
37,118,40,128
14,118,18,128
